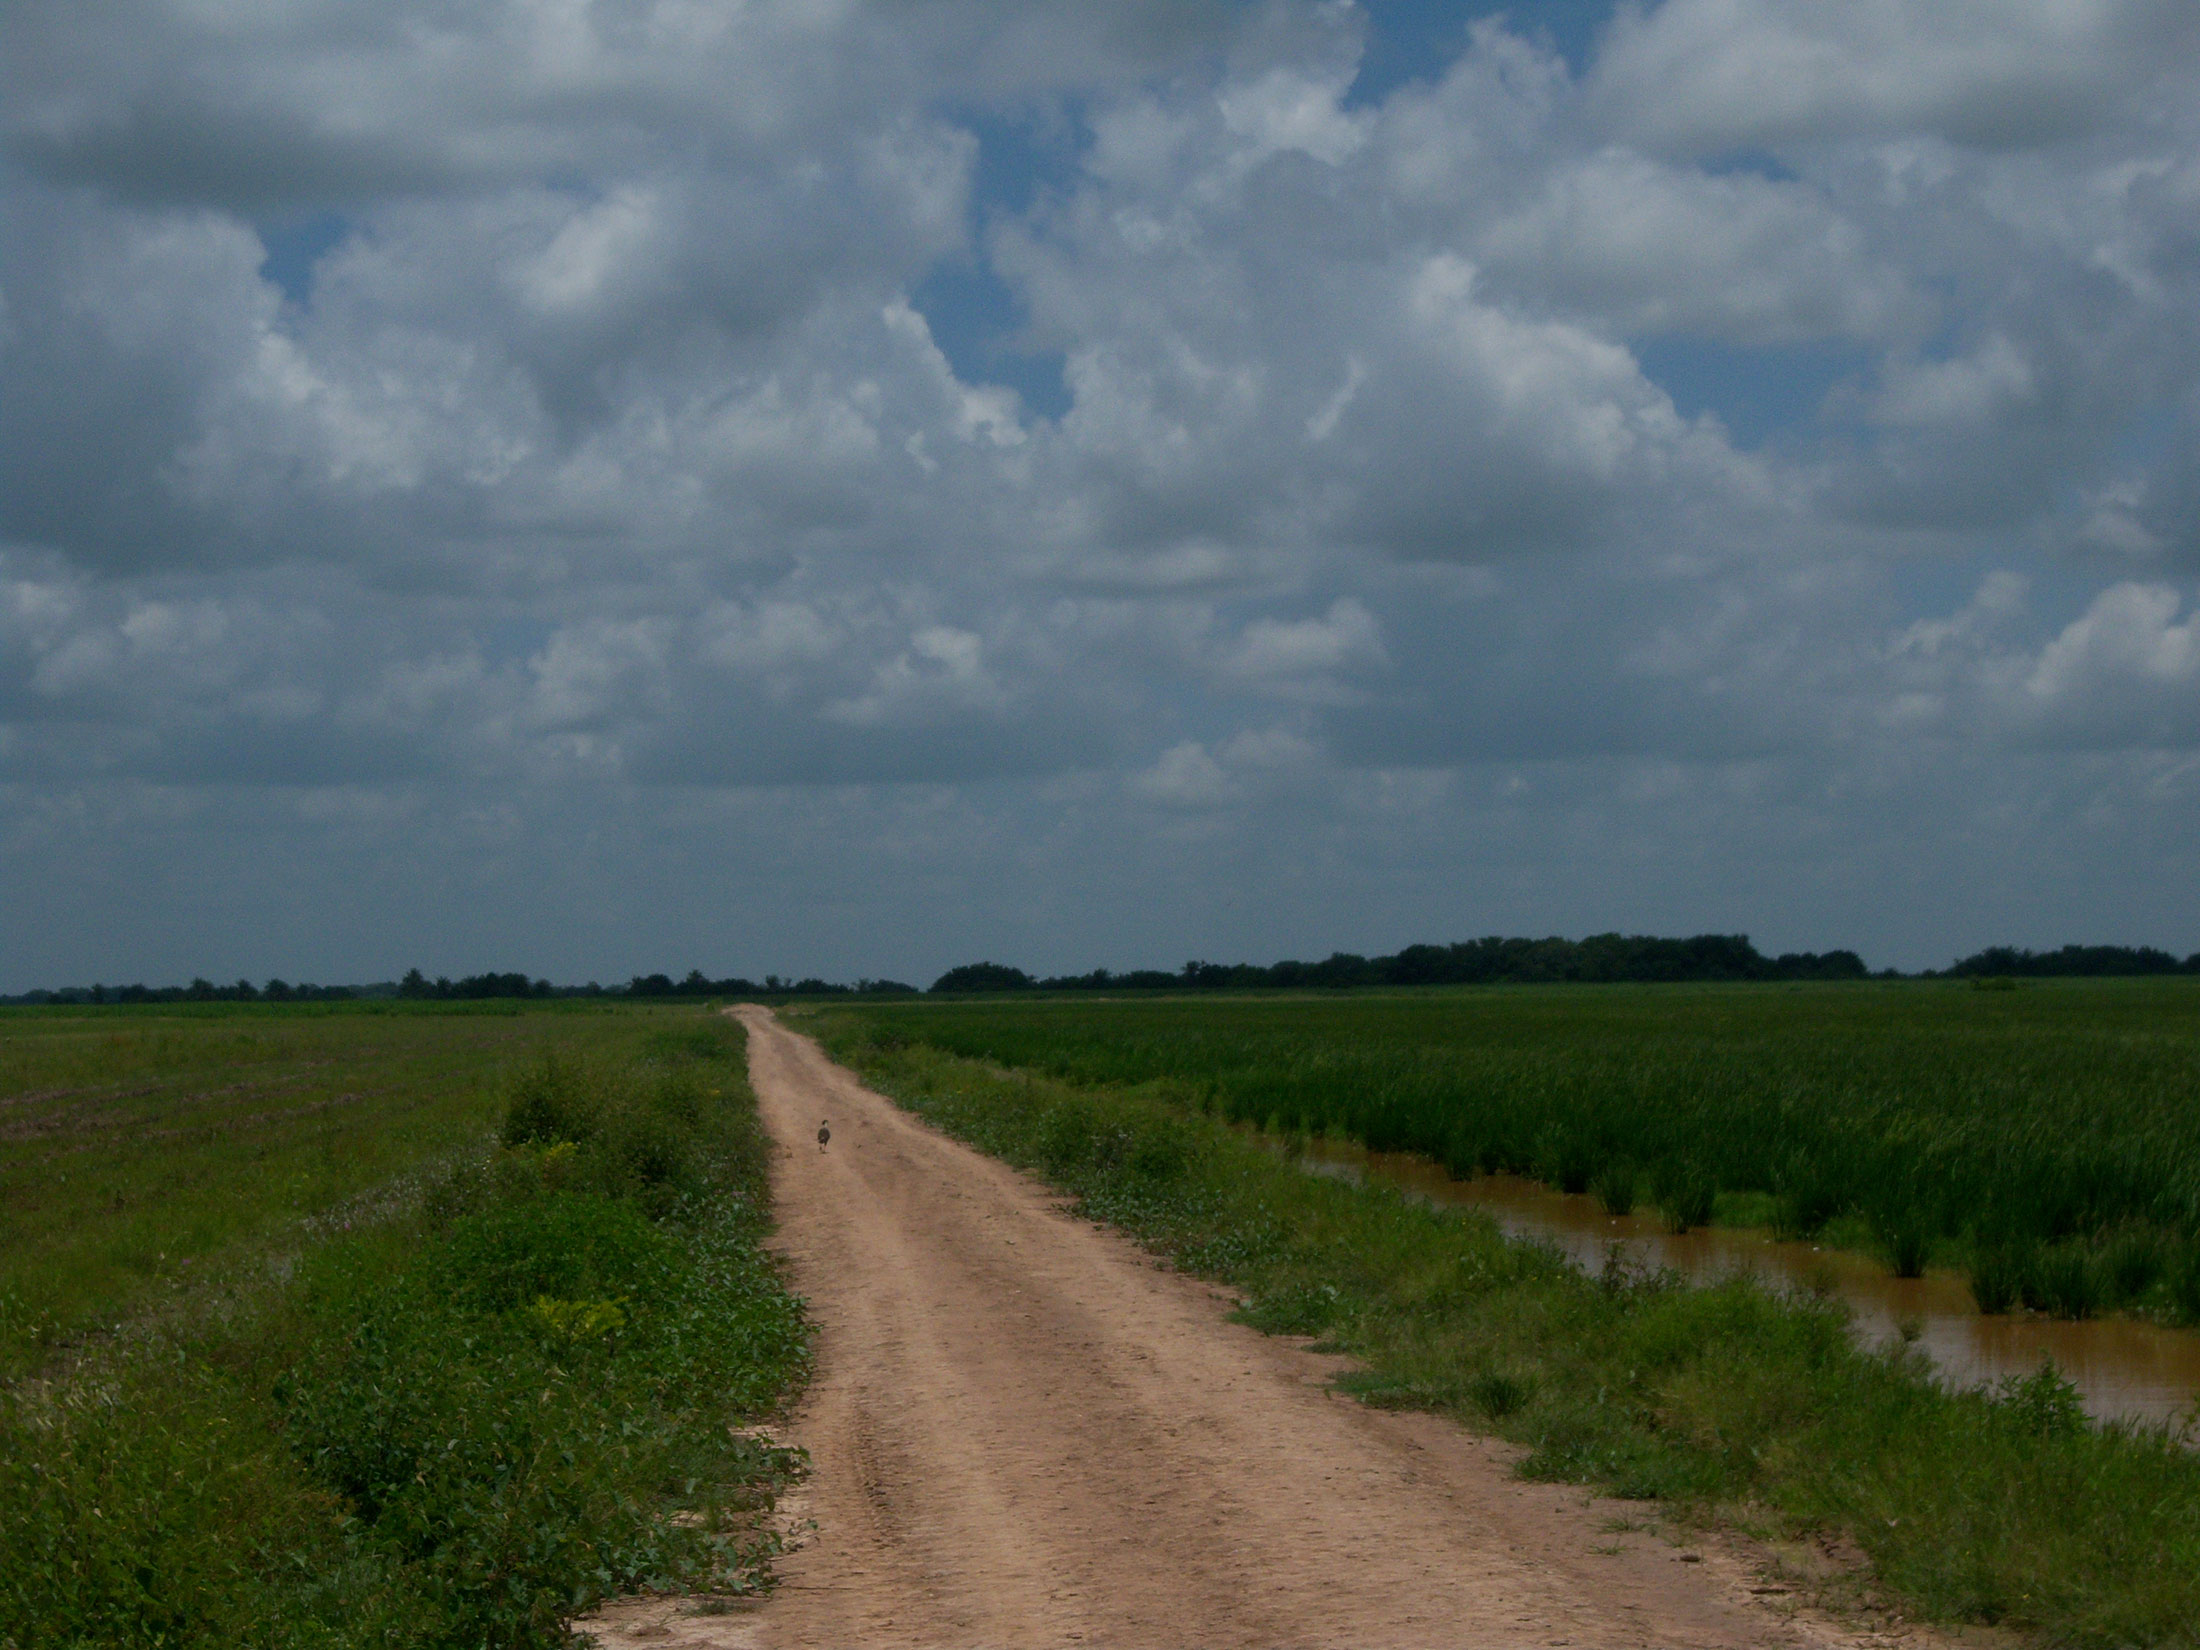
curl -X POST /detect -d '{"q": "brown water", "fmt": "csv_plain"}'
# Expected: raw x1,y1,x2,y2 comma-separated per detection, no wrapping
1290,1139,2200,1433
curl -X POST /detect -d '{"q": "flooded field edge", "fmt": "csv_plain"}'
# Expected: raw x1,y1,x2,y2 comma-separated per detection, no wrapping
1282,1134,2200,1432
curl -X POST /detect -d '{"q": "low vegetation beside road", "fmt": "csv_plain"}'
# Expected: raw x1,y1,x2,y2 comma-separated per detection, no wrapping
1,1007,808,1650
810,989,2200,1648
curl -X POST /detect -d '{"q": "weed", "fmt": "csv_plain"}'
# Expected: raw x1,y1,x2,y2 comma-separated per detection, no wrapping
1235,1282,1345,1336
1468,1369,1536,1418
1592,1160,1639,1217
1994,1362,2087,1440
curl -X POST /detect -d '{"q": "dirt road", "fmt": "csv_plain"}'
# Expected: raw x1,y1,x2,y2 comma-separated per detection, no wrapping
592,1007,1909,1650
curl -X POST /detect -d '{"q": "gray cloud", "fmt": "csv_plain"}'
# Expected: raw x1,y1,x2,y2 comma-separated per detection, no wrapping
4,0,2199,986
1588,0,2200,156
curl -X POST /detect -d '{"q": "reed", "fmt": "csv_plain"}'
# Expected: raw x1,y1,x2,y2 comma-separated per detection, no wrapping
1653,1159,1717,1234
1591,1160,1638,1217
1871,1203,1937,1279
1966,1242,2028,1315
2027,1242,2105,1320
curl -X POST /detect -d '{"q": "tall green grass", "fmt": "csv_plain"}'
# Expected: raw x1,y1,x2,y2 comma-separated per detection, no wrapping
812,1014,2200,1648
2,1010,808,1649
833,981,2200,1317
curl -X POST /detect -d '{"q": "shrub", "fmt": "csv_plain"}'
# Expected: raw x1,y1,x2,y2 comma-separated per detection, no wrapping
500,1053,603,1148
1129,1118,1196,1183
1038,1098,1105,1178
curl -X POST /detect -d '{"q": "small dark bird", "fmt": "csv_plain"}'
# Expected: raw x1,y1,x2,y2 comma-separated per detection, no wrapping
817,1120,830,1150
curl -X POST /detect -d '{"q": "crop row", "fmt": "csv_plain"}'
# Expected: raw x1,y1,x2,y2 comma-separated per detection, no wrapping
844,981,2200,1320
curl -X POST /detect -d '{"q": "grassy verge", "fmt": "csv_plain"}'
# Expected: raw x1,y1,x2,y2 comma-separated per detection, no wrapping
810,1011,2200,1649
2,1010,808,1649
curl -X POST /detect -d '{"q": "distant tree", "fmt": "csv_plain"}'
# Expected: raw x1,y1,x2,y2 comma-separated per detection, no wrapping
1948,944,2190,978
930,962,1036,993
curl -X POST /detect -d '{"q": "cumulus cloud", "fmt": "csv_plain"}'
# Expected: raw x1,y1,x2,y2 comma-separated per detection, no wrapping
1589,0,2200,155
1471,147,1921,344
4,0,2200,983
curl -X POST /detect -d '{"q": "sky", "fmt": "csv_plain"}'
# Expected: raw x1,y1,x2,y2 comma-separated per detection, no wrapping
4,0,2199,989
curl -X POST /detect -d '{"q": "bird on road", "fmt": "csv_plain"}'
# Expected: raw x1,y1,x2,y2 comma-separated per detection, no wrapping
817,1120,830,1150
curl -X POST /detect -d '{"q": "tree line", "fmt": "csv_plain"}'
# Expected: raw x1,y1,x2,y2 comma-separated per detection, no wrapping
931,936,2200,994
8,937,2197,1007
930,934,1874,994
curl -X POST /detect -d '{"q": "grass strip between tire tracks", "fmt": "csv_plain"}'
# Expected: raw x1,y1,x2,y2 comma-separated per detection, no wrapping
811,1009,2200,1650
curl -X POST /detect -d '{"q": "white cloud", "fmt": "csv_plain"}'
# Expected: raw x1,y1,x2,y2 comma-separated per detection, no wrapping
1472,148,1919,344
2028,583,2200,702
526,619,672,733
1131,739,1238,808
825,625,1005,728
511,186,668,317
1217,66,1366,168
1870,334,2036,427
1590,0,2200,155
1224,598,1386,691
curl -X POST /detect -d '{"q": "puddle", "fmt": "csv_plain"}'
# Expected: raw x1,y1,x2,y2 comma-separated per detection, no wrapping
1288,1138,2200,1432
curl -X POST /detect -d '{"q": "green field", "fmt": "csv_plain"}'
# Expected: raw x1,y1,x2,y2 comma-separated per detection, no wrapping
835,979,2200,1317
1,1003,809,1648
0,1001,655,1375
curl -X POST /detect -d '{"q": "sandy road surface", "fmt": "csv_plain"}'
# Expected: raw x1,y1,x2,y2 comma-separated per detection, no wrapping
591,1007,1913,1650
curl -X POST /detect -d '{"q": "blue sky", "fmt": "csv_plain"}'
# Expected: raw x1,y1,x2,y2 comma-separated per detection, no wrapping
4,0,2199,987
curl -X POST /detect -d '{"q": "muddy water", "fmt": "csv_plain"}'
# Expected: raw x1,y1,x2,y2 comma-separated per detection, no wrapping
1291,1139,2200,1432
